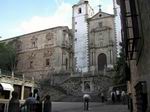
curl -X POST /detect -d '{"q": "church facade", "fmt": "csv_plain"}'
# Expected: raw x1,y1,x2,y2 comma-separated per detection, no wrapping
72,0,116,73
88,11,117,73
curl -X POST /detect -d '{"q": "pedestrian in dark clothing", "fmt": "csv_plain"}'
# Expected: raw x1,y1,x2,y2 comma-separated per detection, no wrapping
21,92,36,112
101,93,105,103
116,89,120,102
36,96,42,112
44,95,52,112
33,89,39,100
83,94,90,111
8,91,20,112
111,91,115,103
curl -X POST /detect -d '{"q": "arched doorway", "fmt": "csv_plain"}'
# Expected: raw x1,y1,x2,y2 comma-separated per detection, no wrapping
98,53,107,71
84,81,90,92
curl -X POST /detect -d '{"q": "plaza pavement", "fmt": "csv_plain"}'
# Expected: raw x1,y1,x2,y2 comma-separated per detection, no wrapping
52,102,129,112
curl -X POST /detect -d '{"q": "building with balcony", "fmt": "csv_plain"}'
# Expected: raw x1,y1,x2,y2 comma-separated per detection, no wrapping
117,0,150,111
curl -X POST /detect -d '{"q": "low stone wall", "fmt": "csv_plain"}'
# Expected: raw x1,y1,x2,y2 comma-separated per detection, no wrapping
61,77,82,96
60,74,113,97
39,71,115,102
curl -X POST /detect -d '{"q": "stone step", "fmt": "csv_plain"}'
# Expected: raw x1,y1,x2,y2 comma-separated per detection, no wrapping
59,95,102,102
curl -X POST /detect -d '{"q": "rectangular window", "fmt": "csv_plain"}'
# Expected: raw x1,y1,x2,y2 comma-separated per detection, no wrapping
46,59,50,66
24,87,31,99
32,41,36,47
14,85,22,99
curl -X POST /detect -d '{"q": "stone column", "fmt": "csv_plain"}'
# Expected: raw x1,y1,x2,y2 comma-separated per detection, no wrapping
21,85,24,100
10,73,15,99
31,77,34,93
21,74,25,100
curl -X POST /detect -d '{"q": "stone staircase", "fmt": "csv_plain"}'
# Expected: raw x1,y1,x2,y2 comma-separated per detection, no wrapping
59,95,102,102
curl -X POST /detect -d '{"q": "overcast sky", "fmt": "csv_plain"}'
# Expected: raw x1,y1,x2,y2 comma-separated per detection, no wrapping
0,0,116,40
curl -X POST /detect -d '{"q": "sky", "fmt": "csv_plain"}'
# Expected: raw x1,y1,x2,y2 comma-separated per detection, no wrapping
0,0,117,40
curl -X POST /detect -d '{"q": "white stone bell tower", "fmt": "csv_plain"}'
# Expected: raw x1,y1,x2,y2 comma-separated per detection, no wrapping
72,0,94,73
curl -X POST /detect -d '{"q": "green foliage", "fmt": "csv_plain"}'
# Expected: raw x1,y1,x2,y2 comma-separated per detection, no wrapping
0,41,17,72
113,42,126,85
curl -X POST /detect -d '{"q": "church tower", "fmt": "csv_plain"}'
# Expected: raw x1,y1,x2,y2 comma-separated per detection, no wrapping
72,0,94,73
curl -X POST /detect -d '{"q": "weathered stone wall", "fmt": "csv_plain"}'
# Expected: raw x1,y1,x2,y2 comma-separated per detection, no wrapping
135,0,150,111
118,0,150,111
13,26,73,80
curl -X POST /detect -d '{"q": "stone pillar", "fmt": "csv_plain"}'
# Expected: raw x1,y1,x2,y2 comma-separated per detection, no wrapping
21,74,25,100
21,85,24,100
31,77,34,93
10,73,14,99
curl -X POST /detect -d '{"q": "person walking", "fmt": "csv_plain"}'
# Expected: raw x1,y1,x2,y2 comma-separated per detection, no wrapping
8,91,20,112
111,91,116,103
83,94,91,111
21,92,36,112
44,95,52,112
116,89,120,102
101,92,105,103
121,91,126,104
36,96,42,112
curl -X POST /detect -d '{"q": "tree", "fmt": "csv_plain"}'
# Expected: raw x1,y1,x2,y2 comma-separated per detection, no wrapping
0,41,17,72
113,42,126,85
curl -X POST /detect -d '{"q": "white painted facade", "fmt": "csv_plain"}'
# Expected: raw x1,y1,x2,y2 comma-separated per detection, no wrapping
72,0,94,72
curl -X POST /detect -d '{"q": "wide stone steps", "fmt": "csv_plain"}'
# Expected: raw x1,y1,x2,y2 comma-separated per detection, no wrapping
59,95,102,102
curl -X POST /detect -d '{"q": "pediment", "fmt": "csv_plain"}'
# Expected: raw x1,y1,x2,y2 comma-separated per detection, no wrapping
89,12,114,20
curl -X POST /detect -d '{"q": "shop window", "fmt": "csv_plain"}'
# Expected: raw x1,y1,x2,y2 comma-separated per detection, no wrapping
14,85,21,99
24,87,31,99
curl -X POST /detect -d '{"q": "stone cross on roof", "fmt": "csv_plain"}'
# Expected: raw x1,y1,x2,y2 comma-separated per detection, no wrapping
98,4,102,12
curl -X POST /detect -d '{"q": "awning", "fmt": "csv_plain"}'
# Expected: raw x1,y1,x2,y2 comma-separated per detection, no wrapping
0,83,14,91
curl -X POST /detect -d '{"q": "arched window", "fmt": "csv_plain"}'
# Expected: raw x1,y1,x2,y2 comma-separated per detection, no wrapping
98,53,107,71
78,8,82,14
